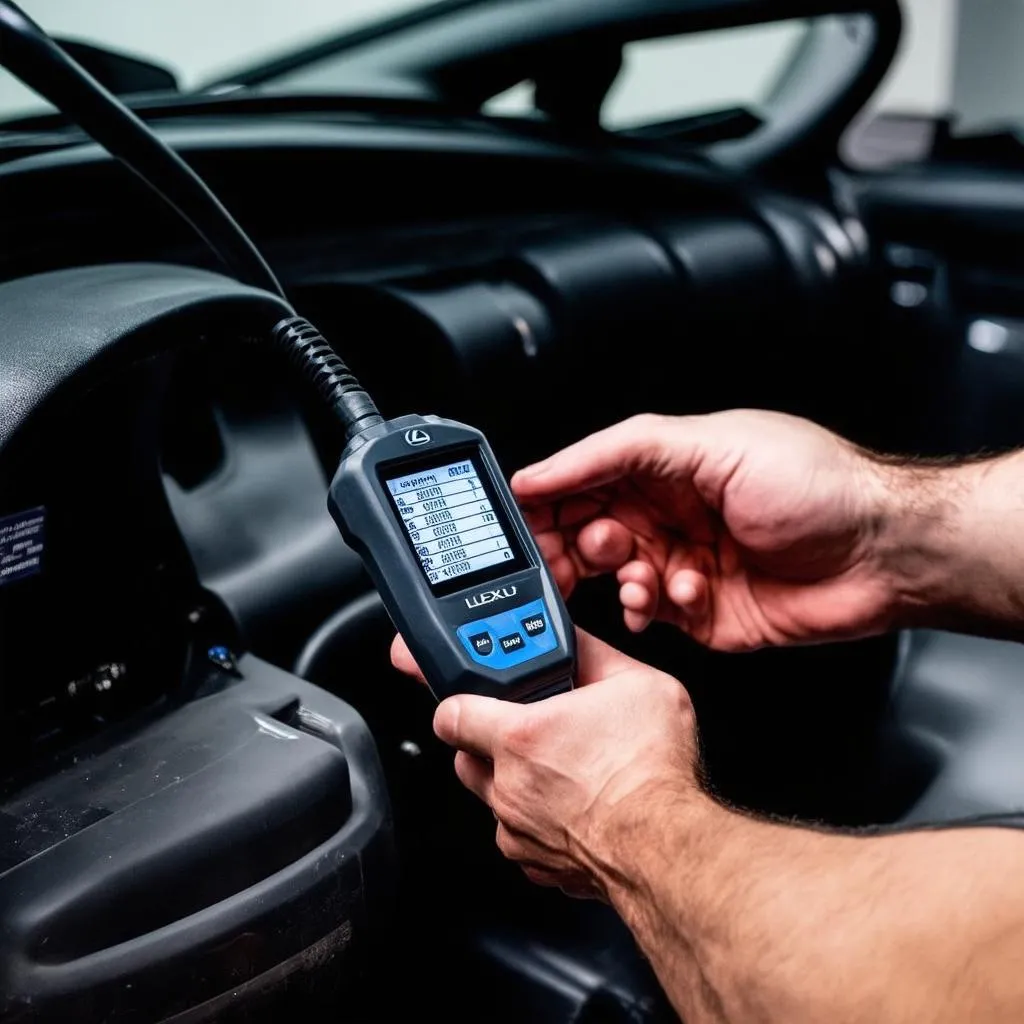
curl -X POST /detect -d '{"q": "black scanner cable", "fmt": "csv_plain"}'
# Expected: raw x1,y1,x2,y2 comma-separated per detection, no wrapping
0,0,383,440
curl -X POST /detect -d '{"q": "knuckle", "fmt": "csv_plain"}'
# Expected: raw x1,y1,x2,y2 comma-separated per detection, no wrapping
489,774,528,826
522,866,558,888
663,676,695,717
494,823,519,860
637,671,694,719
624,412,666,441
489,786,511,818
621,413,678,469
492,800,527,837
628,412,664,430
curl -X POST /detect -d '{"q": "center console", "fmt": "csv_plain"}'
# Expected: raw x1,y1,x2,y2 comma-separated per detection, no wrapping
0,654,393,1023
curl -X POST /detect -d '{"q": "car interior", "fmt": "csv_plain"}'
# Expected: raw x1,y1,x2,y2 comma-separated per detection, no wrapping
2,0,1024,1020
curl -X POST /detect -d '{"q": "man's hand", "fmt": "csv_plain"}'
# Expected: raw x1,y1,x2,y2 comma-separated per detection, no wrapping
393,629,1024,1023
511,410,903,652
390,628,698,899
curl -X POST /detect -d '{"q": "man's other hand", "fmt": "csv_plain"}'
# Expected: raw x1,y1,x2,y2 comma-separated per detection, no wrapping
390,628,698,899
512,410,902,652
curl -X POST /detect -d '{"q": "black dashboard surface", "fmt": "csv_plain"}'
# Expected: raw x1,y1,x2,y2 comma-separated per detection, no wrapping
0,263,289,445
0,264,293,756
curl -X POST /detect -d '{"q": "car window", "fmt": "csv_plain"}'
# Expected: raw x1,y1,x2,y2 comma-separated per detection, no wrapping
485,19,811,129
843,0,1024,170
0,0,429,122
604,22,809,130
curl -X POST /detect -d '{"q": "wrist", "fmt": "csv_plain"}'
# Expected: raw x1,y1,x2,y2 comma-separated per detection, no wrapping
862,451,1007,631
589,788,844,1022
582,777,721,909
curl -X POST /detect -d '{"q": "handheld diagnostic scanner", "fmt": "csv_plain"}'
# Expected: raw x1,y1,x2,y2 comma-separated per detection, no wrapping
329,416,575,704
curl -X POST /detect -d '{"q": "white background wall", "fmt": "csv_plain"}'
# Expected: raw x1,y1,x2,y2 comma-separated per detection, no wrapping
0,0,969,125
953,0,1024,131
869,0,958,116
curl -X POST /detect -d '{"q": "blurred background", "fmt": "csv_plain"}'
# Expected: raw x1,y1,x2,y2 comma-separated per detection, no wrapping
0,0,1015,146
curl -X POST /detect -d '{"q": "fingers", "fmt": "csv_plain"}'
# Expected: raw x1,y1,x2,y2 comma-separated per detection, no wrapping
434,694,521,759
454,750,493,804
411,632,646,750
432,630,644,756
534,531,579,598
520,865,563,889
616,563,710,634
575,518,635,571
532,515,635,600
495,822,571,873
560,880,607,902
548,558,577,599
519,865,601,900
667,569,709,619
496,824,604,900
618,560,660,632
390,633,425,683
512,414,676,504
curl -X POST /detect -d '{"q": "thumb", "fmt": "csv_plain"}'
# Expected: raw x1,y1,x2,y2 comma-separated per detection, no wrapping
434,694,522,759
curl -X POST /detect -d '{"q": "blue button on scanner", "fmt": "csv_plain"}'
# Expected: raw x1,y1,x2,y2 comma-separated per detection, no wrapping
457,600,557,670
469,632,493,657
498,632,525,654
521,614,546,638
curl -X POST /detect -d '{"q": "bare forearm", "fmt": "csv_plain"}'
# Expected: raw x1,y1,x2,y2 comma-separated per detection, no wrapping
592,789,1024,1023
872,449,1024,639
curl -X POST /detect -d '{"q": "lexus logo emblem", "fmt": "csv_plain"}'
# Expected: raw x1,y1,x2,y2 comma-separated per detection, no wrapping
404,429,431,447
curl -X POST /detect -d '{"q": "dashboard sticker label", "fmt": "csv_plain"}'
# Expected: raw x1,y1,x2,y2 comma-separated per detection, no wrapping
0,507,45,587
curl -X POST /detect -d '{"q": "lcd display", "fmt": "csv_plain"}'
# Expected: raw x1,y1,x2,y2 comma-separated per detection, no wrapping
384,454,524,593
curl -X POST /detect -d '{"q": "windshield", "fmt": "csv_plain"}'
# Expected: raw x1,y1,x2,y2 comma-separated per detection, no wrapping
0,0,434,121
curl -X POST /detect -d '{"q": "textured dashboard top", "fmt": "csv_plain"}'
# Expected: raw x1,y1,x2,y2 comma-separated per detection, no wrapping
0,262,292,452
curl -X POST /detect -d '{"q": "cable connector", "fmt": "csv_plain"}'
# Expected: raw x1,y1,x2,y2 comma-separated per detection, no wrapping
271,316,383,440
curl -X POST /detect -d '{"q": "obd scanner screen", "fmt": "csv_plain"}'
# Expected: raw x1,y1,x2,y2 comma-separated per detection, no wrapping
382,448,529,598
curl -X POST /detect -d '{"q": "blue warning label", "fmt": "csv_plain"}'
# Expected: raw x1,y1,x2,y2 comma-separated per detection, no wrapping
0,507,45,588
